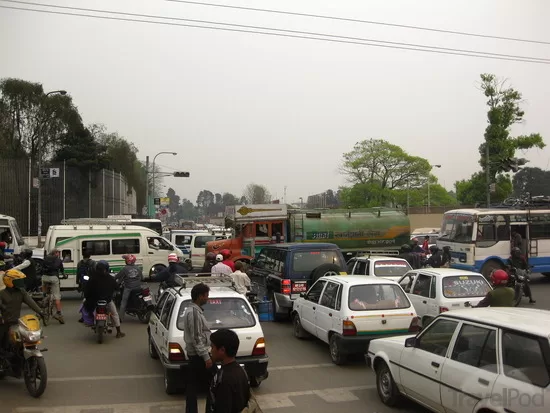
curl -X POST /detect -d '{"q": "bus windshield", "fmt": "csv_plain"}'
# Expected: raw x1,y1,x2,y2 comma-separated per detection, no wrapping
439,213,474,243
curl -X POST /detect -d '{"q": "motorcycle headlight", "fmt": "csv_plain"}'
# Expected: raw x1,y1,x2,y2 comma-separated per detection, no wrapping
18,326,42,342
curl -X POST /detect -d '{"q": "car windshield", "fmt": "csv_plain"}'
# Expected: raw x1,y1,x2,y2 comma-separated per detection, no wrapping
373,260,412,277
442,275,492,298
292,250,342,272
348,284,410,311
177,297,256,330
439,213,474,243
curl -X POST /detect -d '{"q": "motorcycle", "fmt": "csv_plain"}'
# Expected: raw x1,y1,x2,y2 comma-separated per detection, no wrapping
114,284,154,324
0,314,48,397
509,267,531,307
90,300,114,344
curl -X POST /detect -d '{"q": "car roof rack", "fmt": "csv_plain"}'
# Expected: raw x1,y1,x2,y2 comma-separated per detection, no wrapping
61,217,133,225
174,274,236,294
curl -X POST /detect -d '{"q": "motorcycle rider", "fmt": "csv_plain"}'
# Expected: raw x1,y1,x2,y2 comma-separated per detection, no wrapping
156,253,186,287
475,269,515,307
41,249,65,324
220,249,236,272
202,252,217,274
230,261,251,295
441,246,452,268
398,244,421,270
115,254,143,322
0,269,44,362
83,260,125,338
425,245,442,268
13,249,39,292
77,251,96,292
508,247,536,304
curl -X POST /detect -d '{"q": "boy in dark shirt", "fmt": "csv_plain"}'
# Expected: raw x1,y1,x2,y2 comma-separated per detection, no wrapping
208,329,251,413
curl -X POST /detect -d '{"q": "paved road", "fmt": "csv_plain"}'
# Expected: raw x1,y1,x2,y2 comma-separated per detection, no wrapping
4,275,550,413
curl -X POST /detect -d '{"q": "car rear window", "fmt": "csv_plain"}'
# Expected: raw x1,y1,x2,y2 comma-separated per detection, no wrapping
374,260,411,277
291,250,342,272
177,297,256,330
175,235,192,246
442,275,492,298
348,284,410,311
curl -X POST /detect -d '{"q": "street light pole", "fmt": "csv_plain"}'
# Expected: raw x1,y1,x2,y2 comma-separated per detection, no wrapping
427,164,442,210
151,151,177,218
37,90,67,247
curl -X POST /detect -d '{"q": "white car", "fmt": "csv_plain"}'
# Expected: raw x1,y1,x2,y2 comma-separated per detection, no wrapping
147,276,269,394
346,255,413,281
367,308,550,413
291,275,420,365
397,269,492,326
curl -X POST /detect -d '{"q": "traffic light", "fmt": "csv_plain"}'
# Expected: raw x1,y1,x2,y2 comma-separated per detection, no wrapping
173,171,190,177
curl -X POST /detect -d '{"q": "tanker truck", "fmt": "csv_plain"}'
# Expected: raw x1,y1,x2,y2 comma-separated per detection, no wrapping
204,204,410,266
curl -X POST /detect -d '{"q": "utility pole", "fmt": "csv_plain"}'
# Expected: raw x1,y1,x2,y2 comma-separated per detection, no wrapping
486,142,491,207
145,156,149,217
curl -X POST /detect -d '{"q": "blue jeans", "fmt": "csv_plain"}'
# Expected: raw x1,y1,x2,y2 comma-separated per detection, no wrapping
119,288,132,322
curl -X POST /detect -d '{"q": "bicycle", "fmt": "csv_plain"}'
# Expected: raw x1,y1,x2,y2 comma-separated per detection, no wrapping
41,283,56,327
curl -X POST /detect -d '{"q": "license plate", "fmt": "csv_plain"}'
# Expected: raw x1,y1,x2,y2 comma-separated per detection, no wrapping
96,314,107,320
144,296,152,301
292,283,307,293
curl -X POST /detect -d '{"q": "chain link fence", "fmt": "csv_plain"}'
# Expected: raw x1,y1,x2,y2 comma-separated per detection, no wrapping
0,158,137,236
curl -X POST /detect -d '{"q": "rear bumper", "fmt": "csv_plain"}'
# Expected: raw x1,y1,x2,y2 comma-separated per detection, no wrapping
164,355,269,380
334,332,412,355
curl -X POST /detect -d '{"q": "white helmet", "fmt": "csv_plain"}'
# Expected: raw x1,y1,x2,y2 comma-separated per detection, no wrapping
215,254,224,262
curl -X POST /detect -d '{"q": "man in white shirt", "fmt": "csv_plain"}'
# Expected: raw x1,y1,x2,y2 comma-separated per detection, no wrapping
211,254,232,277
230,261,251,295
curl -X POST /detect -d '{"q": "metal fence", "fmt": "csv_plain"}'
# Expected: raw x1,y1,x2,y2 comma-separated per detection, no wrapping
0,158,137,236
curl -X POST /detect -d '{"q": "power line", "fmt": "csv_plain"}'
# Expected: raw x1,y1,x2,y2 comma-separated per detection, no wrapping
2,2,550,65
4,0,550,63
166,0,550,46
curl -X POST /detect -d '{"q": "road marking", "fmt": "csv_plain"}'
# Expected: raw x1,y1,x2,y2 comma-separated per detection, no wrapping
48,363,337,382
12,385,377,412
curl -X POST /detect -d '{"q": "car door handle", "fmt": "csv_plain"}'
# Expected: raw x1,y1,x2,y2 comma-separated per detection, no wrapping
149,252,154,255
431,361,440,368
478,378,489,386
422,300,427,304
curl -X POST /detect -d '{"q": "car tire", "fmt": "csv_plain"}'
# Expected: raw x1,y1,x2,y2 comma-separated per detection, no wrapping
311,264,342,283
249,377,262,388
293,314,309,339
148,334,159,360
164,368,181,395
329,334,346,365
376,361,401,406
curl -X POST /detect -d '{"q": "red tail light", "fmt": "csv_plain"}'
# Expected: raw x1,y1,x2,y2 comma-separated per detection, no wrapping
96,306,106,314
282,279,291,295
343,320,357,336
252,338,266,356
142,288,150,295
408,316,421,333
168,343,186,362
439,307,449,313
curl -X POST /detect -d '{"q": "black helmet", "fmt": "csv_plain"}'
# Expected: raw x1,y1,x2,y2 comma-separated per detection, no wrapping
511,247,521,256
96,260,110,273
22,249,33,259
400,244,412,252
429,245,438,253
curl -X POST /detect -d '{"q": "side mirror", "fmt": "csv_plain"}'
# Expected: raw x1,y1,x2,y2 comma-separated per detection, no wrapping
405,337,417,348
464,301,471,307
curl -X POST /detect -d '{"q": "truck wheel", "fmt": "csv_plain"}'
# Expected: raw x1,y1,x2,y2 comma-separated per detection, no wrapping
312,264,342,283
481,260,502,280
376,361,401,406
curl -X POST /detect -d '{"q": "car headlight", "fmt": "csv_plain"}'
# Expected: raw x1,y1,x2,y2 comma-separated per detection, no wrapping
19,327,42,342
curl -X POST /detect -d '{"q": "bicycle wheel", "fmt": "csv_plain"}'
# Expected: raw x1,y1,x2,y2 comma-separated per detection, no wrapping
42,295,51,326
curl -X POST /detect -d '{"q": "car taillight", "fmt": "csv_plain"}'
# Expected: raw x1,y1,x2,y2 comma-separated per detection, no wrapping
343,320,357,336
282,279,291,295
439,307,449,313
408,316,421,333
142,288,150,295
252,338,266,356
168,343,186,362
96,306,106,314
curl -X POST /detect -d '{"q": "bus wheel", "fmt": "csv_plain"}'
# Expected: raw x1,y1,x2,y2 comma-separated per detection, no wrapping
481,260,503,280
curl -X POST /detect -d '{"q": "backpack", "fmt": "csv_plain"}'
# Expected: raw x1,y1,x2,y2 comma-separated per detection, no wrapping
78,259,95,279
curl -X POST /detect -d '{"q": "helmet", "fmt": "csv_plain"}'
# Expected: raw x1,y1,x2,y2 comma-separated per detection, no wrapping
429,245,438,253
0,241,6,249
206,252,216,261
220,249,231,259
511,247,521,256
490,269,509,286
3,268,26,289
215,254,224,262
400,244,412,253
168,253,179,263
22,248,33,259
123,254,137,265
96,260,110,273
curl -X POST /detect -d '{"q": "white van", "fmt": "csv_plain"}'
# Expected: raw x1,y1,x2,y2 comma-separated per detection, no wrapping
163,230,206,257
0,214,29,255
41,224,185,289
189,233,218,269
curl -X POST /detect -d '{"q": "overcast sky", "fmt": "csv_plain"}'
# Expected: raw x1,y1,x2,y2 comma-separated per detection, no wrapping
1,0,549,205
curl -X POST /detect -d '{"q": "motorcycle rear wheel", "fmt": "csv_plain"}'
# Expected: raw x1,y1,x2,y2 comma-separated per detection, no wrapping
23,356,47,398
97,326,104,344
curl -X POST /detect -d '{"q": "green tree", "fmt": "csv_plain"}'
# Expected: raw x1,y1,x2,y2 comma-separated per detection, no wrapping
197,190,214,215
166,187,181,218
393,183,457,208
243,183,271,204
0,78,81,163
178,198,199,220
456,172,512,205
222,192,239,207
54,126,109,172
512,167,550,197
